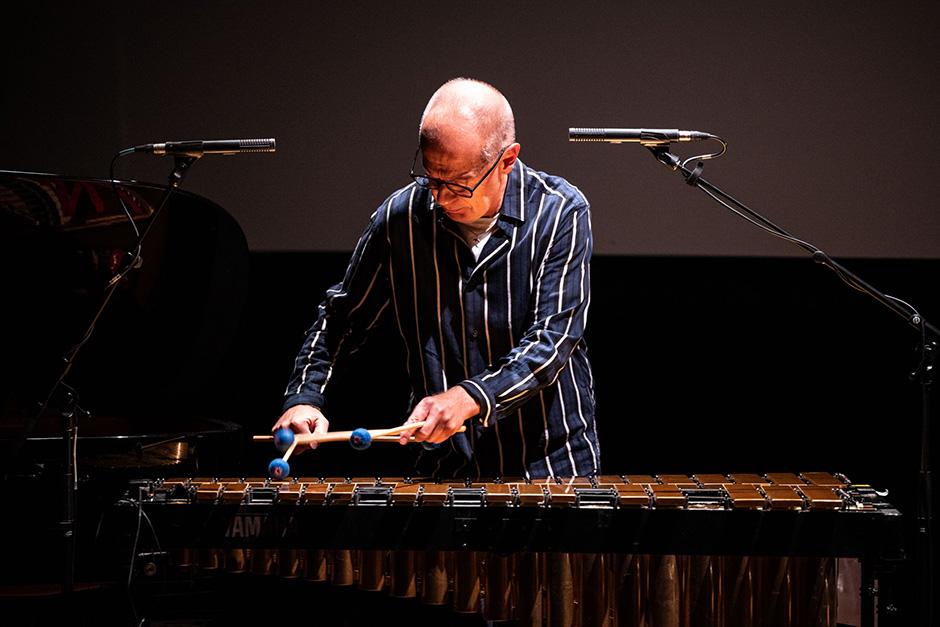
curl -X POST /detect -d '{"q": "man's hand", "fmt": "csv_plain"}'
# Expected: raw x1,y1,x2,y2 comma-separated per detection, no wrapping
399,386,480,445
272,405,329,452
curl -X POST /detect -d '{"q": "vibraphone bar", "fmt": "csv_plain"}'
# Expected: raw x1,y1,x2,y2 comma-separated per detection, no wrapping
116,473,903,627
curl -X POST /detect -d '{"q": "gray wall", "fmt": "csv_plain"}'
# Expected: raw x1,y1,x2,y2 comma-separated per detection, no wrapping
5,1,939,257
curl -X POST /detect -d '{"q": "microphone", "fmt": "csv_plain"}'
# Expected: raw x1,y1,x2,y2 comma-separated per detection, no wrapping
568,128,713,145
132,138,276,156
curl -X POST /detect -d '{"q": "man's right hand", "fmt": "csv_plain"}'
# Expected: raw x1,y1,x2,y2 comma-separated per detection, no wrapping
272,405,330,452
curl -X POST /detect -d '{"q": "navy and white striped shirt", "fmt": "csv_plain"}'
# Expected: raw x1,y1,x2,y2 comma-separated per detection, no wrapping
283,159,600,479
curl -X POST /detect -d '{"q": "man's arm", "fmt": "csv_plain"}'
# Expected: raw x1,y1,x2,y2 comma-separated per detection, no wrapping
404,200,592,442
275,210,390,442
459,200,592,427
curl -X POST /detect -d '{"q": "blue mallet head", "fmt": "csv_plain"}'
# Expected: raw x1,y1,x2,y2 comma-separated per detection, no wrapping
273,427,295,453
349,427,372,450
268,457,290,479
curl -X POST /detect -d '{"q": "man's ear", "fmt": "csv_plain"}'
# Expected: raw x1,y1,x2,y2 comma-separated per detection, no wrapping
500,143,521,173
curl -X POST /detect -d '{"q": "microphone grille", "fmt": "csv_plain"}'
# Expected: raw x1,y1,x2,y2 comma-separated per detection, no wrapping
238,138,277,152
568,128,607,142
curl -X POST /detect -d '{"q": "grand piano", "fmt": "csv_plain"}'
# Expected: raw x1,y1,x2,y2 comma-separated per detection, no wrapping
0,170,251,607
0,169,250,472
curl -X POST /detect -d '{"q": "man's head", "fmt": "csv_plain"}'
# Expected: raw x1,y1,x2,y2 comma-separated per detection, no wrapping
416,78,520,224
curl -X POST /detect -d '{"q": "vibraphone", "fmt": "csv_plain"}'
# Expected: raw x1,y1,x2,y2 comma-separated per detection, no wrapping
116,472,903,627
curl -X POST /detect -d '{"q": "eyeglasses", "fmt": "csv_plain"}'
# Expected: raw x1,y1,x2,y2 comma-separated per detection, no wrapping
410,145,509,199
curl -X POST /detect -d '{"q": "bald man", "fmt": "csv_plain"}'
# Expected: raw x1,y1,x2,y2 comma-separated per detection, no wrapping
274,78,600,478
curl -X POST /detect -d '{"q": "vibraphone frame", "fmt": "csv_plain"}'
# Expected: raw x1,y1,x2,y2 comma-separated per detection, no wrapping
116,473,904,626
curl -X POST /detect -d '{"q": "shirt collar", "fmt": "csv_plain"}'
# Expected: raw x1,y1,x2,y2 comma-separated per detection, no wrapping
497,158,525,223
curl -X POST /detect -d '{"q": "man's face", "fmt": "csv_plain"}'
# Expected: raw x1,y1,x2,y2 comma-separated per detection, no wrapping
419,128,517,225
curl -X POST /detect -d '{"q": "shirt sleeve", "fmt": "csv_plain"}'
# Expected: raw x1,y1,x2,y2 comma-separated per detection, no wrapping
281,211,390,413
457,201,592,427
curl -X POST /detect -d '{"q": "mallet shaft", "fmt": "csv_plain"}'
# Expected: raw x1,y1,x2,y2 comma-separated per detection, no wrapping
255,420,465,445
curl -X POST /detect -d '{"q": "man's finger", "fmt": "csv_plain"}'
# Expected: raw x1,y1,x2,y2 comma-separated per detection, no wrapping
427,421,452,443
309,416,328,449
415,419,438,442
401,400,431,444
398,425,417,445
398,417,425,445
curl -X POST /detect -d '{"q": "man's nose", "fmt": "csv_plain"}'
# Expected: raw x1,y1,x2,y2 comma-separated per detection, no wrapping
432,185,458,205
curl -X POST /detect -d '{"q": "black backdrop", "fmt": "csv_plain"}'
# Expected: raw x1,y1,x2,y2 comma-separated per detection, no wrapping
4,1,940,258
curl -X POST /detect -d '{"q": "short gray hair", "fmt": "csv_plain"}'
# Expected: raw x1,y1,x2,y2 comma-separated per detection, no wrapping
419,77,515,167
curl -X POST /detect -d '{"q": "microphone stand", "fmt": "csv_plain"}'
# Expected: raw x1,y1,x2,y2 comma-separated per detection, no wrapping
12,154,200,598
646,145,935,627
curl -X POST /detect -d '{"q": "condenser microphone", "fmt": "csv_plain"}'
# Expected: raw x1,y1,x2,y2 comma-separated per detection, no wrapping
568,128,713,145
132,138,276,156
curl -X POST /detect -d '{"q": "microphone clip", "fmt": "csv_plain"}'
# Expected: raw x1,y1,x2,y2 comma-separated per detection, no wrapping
685,162,706,186
169,155,199,188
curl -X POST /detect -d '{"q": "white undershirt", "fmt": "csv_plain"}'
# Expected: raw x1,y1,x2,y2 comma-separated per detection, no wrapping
456,213,500,261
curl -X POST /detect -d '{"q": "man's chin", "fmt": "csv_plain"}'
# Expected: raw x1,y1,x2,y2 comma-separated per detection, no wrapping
443,208,471,222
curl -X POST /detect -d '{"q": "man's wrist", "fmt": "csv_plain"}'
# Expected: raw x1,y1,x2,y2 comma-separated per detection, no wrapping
455,380,493,427
282,395,324,415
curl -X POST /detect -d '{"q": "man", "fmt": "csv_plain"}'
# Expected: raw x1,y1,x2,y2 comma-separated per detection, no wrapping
273,78,599,478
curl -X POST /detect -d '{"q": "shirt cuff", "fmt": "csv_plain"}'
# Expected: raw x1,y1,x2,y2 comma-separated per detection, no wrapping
281,393,324,415
457,379,495,427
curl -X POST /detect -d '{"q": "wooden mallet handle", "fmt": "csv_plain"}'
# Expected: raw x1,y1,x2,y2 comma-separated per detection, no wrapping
254,420,465,446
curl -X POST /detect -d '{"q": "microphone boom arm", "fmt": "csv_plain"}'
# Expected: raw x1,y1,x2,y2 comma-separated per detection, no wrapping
646,145,938,337
643,143,935,627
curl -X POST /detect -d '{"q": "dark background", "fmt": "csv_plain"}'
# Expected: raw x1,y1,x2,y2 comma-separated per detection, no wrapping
3,1,939,258
2,1,938,624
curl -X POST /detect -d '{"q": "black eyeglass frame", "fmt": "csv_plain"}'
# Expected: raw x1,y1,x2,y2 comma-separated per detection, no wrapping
409,145,510,199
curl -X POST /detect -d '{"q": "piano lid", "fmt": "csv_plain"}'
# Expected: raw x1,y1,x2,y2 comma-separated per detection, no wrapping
0,169,158,230
0,170,251,442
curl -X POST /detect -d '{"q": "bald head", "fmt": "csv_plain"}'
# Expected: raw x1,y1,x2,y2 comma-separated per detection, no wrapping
419,78,516,166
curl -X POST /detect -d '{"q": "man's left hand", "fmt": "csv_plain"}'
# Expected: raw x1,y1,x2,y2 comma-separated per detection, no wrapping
399,386,479,445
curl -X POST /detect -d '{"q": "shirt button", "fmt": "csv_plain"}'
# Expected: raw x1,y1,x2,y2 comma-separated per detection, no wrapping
470,328,479,338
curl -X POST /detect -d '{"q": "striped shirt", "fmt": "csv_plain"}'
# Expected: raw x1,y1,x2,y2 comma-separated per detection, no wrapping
283,159,600,479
